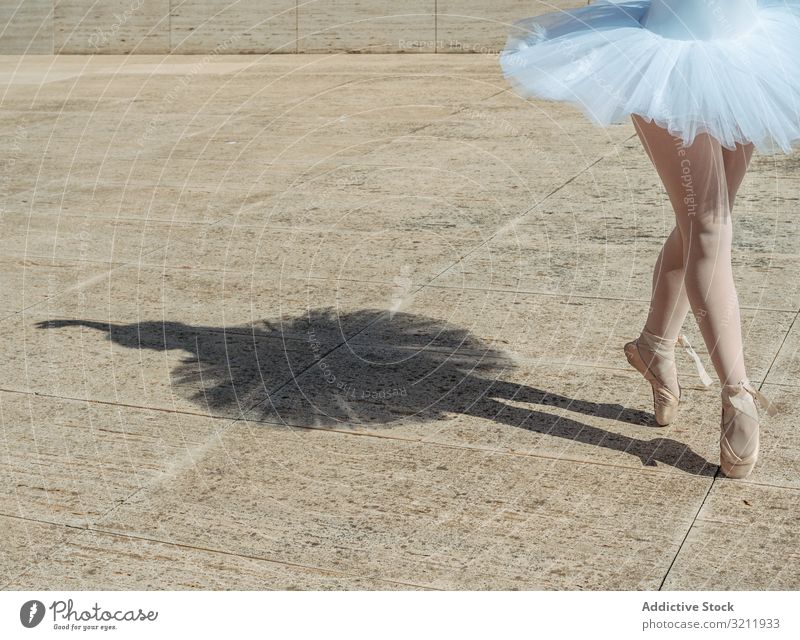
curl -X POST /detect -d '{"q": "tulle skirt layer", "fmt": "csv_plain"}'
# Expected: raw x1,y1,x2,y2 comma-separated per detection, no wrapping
499,0,800,153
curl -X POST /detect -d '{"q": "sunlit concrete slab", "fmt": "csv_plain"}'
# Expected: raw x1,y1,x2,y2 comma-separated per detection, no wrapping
0,390,225,526
6,526,409,590
662,481,800,589
82,421,711,589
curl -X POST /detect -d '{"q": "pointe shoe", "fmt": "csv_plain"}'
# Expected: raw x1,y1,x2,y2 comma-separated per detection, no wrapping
624,329,713,426
719,379,778,479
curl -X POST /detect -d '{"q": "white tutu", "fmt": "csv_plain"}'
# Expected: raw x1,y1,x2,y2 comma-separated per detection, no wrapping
500,0,800,153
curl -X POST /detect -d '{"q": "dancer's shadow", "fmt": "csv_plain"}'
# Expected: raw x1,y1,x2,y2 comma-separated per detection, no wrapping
36,308,714,476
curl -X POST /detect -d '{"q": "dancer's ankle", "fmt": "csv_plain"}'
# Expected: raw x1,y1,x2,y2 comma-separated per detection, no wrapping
638,326,678,359
642,324,680,343
636,326,680,396
721,374,750,390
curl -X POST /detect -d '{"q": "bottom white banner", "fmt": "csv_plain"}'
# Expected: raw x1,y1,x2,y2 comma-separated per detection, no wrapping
1,591,798,639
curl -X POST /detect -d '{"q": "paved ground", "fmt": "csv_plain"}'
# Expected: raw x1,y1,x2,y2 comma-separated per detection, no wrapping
1,54,798,590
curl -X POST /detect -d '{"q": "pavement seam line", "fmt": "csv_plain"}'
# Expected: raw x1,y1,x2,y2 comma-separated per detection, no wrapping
657,468,720,590
12,383,790,484
0,513,439,591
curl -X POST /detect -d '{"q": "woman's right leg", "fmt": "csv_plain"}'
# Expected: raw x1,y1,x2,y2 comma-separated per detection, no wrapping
646,226,689,341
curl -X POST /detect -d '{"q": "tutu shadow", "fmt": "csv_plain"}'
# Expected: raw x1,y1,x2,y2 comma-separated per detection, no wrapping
36,308,715,476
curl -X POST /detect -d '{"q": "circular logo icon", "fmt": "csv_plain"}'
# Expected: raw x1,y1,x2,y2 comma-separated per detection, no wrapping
20,600,45,628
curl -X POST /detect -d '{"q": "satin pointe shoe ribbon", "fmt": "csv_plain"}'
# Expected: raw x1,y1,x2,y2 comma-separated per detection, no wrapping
725,379,780,418
676,334,714,388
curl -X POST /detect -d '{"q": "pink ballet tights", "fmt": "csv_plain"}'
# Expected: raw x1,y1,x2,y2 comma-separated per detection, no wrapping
631,114,755,388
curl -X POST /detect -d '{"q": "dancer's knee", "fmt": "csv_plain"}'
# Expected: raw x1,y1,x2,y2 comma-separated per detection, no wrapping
682,213,734,256
677,199,730,228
